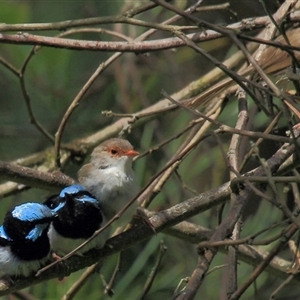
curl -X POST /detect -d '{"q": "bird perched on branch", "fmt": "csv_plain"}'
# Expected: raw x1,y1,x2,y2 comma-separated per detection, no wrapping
0,202,55,277
78,138,139,228
44,184,107,256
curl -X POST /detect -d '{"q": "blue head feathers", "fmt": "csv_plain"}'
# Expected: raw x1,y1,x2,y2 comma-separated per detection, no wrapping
0,202,56,277
45,184,106,256
11,202,54,222
45,184,99,213
59,184,86,197
3,202,55,242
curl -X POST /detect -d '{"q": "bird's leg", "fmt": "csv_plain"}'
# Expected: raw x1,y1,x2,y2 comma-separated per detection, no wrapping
52,252,62,260
50,252,70,280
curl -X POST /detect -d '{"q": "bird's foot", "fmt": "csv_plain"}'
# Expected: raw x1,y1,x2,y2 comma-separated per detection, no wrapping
51,252,70,280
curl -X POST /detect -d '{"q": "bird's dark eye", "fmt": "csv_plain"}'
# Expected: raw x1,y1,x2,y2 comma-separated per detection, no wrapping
110,149,118,155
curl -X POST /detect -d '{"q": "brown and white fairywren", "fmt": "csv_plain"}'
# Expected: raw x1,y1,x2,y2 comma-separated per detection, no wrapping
77,138,139,228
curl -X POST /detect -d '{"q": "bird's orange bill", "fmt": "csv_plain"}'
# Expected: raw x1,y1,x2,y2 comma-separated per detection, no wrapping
124,150,139,157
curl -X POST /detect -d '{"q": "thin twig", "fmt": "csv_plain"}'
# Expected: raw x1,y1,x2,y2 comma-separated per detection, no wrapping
37,131,214,275
104,253,121,296
176,127,300,299
227,88,248,297
139,240,167,300
229,222,298,300
53,0,204,166
0,56,19,75
2,138,300,295
61,263,102,300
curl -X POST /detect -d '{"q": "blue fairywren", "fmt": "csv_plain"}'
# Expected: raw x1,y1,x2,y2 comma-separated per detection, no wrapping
44,184,107,256
0,202,55,277
77,138,139,228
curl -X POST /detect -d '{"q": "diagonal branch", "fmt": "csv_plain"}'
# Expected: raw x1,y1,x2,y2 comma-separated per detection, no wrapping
1,125,300,295
0,161,74,191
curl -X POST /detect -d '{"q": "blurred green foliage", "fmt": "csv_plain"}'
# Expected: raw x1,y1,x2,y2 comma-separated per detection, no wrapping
0,1,299,299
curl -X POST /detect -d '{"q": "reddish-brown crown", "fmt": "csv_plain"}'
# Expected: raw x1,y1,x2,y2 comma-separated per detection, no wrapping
92,138,138,158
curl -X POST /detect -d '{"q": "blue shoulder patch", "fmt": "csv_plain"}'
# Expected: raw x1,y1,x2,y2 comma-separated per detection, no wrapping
0,226,11,241
59,184,86,197
26,223,48,241
12,203,54,222
78,194,99,206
